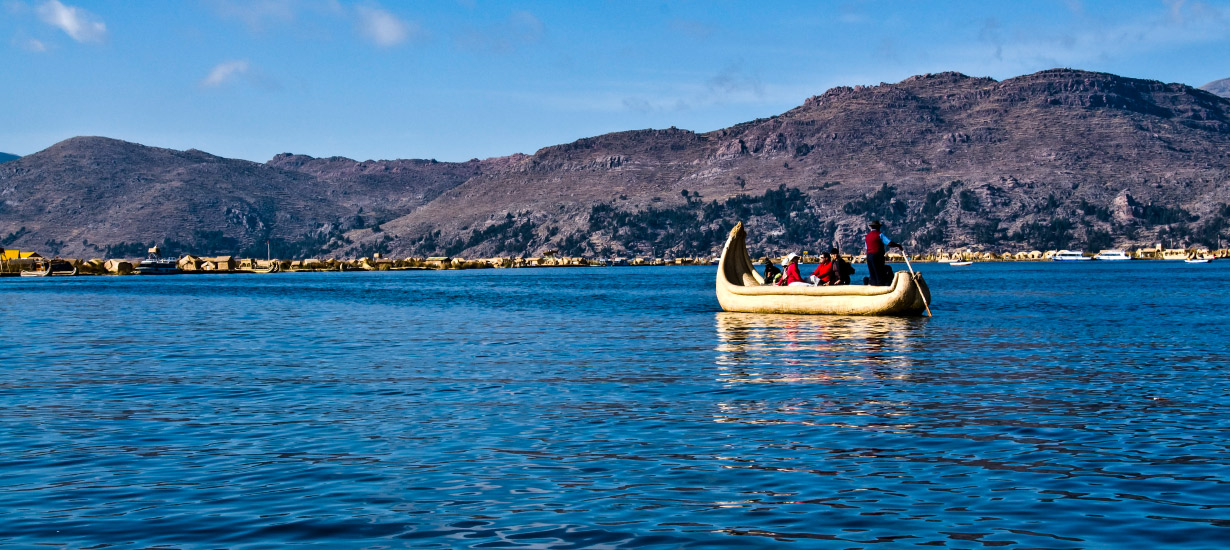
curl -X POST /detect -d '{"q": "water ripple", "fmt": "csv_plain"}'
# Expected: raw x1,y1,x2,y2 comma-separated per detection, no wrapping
2,263,1229,548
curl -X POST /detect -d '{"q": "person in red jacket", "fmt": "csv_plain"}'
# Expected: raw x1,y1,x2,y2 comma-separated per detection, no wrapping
865,220,903,286
807,252,839,286
777,253,807,286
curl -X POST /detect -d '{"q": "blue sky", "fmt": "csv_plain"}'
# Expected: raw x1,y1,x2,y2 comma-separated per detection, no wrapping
3,0,1228,162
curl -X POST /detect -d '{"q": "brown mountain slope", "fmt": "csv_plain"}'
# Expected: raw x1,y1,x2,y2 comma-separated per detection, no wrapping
264,153,492,223
1202,78,1230,98
0,138,489,258
0,137,350,257
357,69,1230,258
5,69,1229,260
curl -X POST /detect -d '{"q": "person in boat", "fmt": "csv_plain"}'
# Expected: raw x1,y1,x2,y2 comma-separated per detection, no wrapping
776,253,809,286
830,246,854,285
761,258,782,285
807,252,839,286
865,220,902,286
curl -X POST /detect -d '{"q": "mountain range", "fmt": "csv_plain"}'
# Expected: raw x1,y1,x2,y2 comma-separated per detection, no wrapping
0,153,19,163
3,68,1229,260
1202,78,1230,98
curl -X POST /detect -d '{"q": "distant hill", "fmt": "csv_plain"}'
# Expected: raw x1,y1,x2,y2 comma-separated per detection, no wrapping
0,137,485,257
0,152,18,163
1201,78,1230,98
362,69,1230,258
3,68,1229,260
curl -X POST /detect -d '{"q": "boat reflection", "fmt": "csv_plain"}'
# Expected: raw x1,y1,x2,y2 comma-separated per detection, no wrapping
713,312,927,430
714,312,926,383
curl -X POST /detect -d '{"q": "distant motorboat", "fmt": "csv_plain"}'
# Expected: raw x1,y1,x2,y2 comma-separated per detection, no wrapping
949,261,973,266
136,246,180,275
1052,250,1091,261
1185,258,1212,264
1094,250,1131,261
136,257,179,274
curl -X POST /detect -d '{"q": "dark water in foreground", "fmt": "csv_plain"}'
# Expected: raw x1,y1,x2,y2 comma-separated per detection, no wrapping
2,262,1228,549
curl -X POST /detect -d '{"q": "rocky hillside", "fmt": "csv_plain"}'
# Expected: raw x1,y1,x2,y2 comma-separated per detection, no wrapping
4,69,1229,260
264,153,493,225
362,69,1230,258
0,137,484,258
1202,78,1230,98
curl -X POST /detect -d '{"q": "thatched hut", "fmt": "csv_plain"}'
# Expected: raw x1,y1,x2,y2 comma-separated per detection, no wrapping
177,255,202,271
79,259,107,274
201,256,235,271
105,259,134,274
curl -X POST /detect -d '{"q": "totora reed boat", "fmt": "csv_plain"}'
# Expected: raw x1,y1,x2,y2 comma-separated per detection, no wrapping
716,222,931,316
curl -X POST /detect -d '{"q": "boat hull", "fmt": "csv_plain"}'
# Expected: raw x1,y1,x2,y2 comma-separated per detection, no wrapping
137,258,180,275
716,223,930,316
19,263,77,277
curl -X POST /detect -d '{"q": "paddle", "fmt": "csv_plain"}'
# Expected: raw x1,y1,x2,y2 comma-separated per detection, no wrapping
899,248,933,317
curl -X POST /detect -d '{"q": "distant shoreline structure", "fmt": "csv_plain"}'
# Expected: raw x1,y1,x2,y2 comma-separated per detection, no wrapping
2,245,1224,277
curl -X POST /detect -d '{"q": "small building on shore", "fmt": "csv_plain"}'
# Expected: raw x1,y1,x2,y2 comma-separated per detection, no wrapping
104,259,134,274
201,256,236,271
178,255,203,271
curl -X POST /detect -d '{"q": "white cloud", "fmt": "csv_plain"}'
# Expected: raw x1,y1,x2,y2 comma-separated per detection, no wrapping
356,5,416,47
21,37,47,51
202,60,251,87
36,0,106,43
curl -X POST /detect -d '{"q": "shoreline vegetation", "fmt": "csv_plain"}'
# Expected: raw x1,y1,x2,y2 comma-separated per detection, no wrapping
3,246,1226,276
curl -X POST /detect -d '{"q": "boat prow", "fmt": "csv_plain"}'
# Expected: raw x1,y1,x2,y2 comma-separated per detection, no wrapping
716,222,931,316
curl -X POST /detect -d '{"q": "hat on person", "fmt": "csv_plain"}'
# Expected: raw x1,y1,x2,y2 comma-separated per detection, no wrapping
783,253,799,264
869,220,882,229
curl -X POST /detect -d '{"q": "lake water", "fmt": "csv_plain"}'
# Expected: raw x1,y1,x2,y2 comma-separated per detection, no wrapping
2,262,1228,549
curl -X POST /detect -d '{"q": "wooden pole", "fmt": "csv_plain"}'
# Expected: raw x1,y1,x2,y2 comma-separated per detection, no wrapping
900,249,933,317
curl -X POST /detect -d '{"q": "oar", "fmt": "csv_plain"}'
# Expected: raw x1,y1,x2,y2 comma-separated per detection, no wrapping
900,248,933,317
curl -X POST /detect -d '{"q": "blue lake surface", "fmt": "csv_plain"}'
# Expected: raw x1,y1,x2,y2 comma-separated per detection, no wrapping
2,261,1228,549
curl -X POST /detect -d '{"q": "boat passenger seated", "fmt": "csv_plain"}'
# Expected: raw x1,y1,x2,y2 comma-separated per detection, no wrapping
807,252,839,286
831,246,854,285
777,253,810,286
761,258,782,285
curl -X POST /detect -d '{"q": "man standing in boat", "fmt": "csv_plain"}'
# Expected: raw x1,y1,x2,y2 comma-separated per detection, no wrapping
865,220,902,286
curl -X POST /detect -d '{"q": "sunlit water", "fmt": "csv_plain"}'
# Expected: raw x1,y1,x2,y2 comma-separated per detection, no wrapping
2,262,1228,549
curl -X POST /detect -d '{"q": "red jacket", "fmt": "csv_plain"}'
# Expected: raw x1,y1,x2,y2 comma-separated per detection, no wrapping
778,263,803,285
865,230,884,254
810,261,837,284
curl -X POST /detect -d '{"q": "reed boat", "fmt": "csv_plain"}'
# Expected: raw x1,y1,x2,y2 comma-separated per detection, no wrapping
20,258,77,277
716,223,931,316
